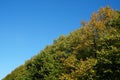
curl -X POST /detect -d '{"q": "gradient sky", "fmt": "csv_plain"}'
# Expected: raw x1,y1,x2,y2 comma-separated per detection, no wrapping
0,0,120,79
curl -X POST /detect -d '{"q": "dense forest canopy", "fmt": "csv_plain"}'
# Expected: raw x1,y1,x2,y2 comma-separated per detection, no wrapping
3,7,120,80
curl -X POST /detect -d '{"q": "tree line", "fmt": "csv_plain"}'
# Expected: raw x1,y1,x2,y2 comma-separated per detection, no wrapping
3,6,120,80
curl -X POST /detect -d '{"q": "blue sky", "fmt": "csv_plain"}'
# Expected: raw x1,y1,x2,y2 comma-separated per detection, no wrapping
0,0,120,79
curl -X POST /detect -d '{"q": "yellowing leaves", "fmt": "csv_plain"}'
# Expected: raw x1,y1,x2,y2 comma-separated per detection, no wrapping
60,58,97,80
3,6,120,80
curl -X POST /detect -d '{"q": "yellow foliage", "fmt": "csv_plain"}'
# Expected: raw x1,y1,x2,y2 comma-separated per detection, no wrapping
60,58,97,80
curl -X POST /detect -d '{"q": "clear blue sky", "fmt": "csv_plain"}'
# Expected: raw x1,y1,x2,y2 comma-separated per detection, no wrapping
0,0,120,79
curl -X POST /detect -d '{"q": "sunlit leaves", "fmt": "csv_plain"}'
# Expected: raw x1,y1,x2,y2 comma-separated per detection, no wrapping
3,7,120,80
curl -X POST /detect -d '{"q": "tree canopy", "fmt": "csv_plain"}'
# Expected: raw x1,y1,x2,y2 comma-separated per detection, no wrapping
3,6,120,80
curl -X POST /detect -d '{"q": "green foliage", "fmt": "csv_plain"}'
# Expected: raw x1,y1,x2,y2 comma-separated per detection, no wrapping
3,7,120,80
95,33,120,80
